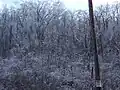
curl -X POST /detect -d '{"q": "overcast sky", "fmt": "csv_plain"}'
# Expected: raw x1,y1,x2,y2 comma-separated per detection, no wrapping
63,0,118,10
0,0,119,10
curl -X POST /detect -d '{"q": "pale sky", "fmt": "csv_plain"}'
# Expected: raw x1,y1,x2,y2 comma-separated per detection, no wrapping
0,0,119,10
63,0,118,10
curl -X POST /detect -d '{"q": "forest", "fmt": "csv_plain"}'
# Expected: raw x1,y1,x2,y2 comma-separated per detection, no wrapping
0,0,120,90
